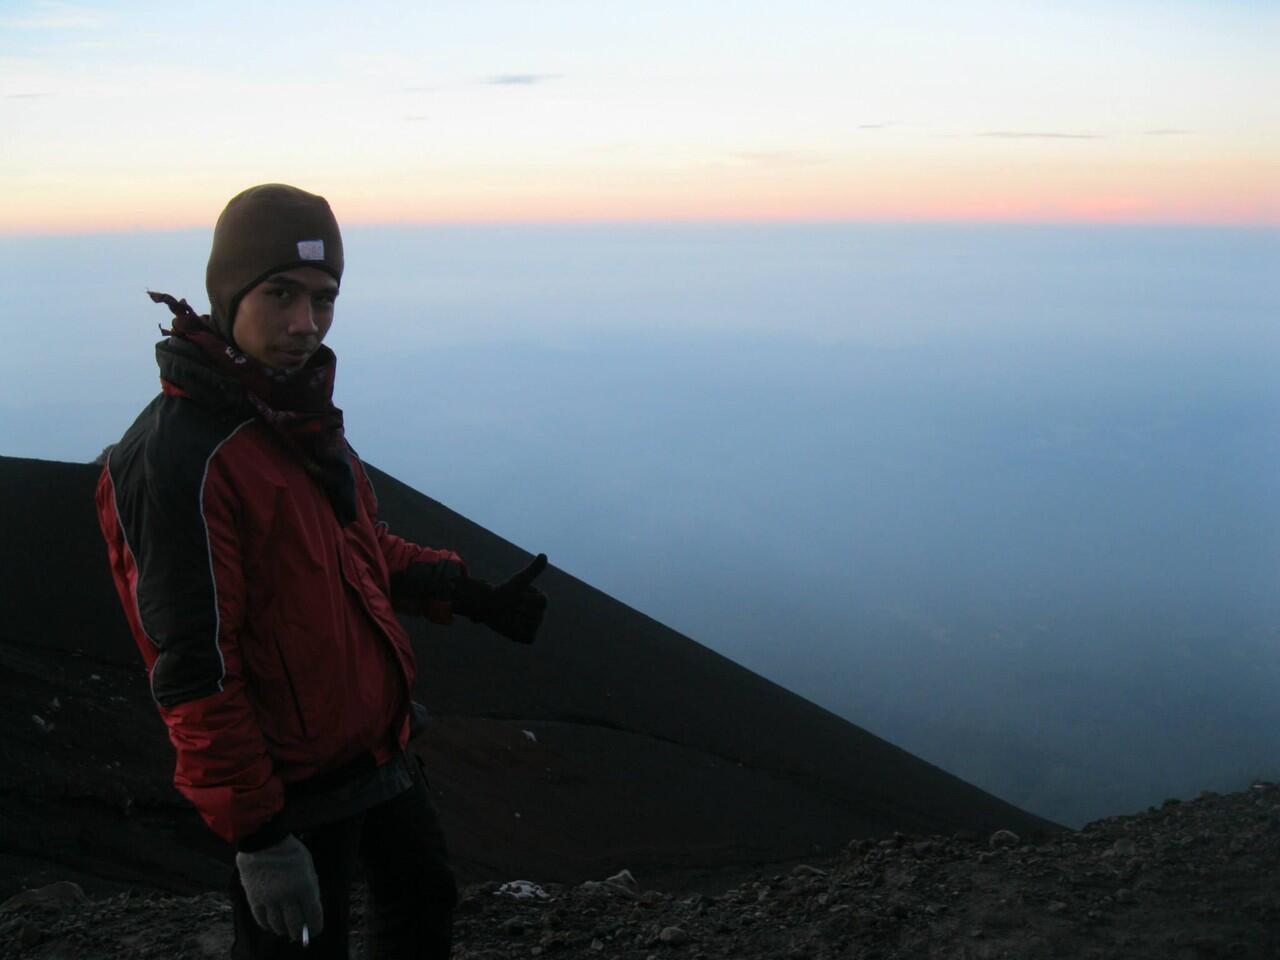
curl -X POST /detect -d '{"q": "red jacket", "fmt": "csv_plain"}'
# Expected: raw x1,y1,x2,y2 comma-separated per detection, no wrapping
96,337,463,844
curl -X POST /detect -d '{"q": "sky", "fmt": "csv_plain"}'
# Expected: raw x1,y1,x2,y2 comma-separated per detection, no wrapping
2,0,1277,232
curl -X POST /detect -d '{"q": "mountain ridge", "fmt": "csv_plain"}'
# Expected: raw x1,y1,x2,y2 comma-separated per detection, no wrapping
0,454,1057,900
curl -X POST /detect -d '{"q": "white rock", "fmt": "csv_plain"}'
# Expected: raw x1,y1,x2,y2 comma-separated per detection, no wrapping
494,880,549,900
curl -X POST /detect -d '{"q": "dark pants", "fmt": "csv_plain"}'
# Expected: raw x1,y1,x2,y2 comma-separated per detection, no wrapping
229,759,457,959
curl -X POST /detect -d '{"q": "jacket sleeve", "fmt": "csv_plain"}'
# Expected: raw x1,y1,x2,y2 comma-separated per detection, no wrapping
96,447,285,846
352,457,467,624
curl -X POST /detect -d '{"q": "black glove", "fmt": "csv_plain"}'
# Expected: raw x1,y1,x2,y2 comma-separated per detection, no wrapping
453,554,548,644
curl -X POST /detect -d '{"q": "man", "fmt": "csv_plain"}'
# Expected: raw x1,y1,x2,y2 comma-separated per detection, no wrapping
95,183,547,959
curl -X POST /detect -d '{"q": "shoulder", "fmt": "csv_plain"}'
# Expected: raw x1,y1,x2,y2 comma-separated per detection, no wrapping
107,393,257,516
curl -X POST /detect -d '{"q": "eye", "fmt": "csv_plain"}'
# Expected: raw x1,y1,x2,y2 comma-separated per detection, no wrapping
267,287,293,305
314,292,337,308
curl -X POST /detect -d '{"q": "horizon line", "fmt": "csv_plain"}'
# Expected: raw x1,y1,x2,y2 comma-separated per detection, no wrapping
3,212,1276,239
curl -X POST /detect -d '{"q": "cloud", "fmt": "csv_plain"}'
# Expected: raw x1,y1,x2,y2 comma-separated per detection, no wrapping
1144,128,1191,136
478,73,562,86
402,115,428,122
5,92,53,99
858,122,894,130
0,2,105,29
979,131,1104,140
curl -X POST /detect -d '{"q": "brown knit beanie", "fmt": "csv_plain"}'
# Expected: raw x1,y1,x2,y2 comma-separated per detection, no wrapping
205,183,344,341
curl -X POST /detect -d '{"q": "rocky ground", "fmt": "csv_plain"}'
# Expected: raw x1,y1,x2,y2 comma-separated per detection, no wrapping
4,782,1278,960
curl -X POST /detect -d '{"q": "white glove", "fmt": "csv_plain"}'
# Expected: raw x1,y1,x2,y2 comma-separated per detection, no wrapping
236,834,324,941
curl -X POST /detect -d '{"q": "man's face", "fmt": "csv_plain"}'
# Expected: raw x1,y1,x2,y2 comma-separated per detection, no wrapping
232,266,339,369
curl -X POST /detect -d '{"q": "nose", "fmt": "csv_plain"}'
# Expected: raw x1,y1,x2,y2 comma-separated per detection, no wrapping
285,300,320,336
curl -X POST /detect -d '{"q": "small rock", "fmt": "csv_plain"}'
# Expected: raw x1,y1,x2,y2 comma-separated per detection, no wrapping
606,869,638,890
0,881,88,914
1104,837,1137,858
522,729,538,742
792,864,827,878
1047,901,1069,914
658,926,687,944
988,829,1020,849
503,917,525,936
1116,888,1135,904
581,870,641,901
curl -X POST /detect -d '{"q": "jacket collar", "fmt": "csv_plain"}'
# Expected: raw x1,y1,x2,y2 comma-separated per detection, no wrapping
156,337,253,416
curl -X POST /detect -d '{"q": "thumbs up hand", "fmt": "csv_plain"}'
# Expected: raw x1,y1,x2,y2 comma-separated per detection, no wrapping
453,554,548,644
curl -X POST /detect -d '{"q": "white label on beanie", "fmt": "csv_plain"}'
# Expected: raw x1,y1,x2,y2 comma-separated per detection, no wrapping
297,240,325,260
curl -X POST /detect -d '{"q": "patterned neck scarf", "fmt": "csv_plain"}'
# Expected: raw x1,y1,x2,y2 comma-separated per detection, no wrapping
150,291,357,524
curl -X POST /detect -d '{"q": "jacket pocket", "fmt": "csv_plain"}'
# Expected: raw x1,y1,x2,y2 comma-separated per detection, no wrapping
271,633,310,740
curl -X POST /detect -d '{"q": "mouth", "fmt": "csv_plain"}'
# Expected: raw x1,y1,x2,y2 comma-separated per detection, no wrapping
275,346,314,366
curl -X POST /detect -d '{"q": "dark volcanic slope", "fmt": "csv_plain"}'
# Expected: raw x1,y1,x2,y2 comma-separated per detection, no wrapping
0,454,1057,900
